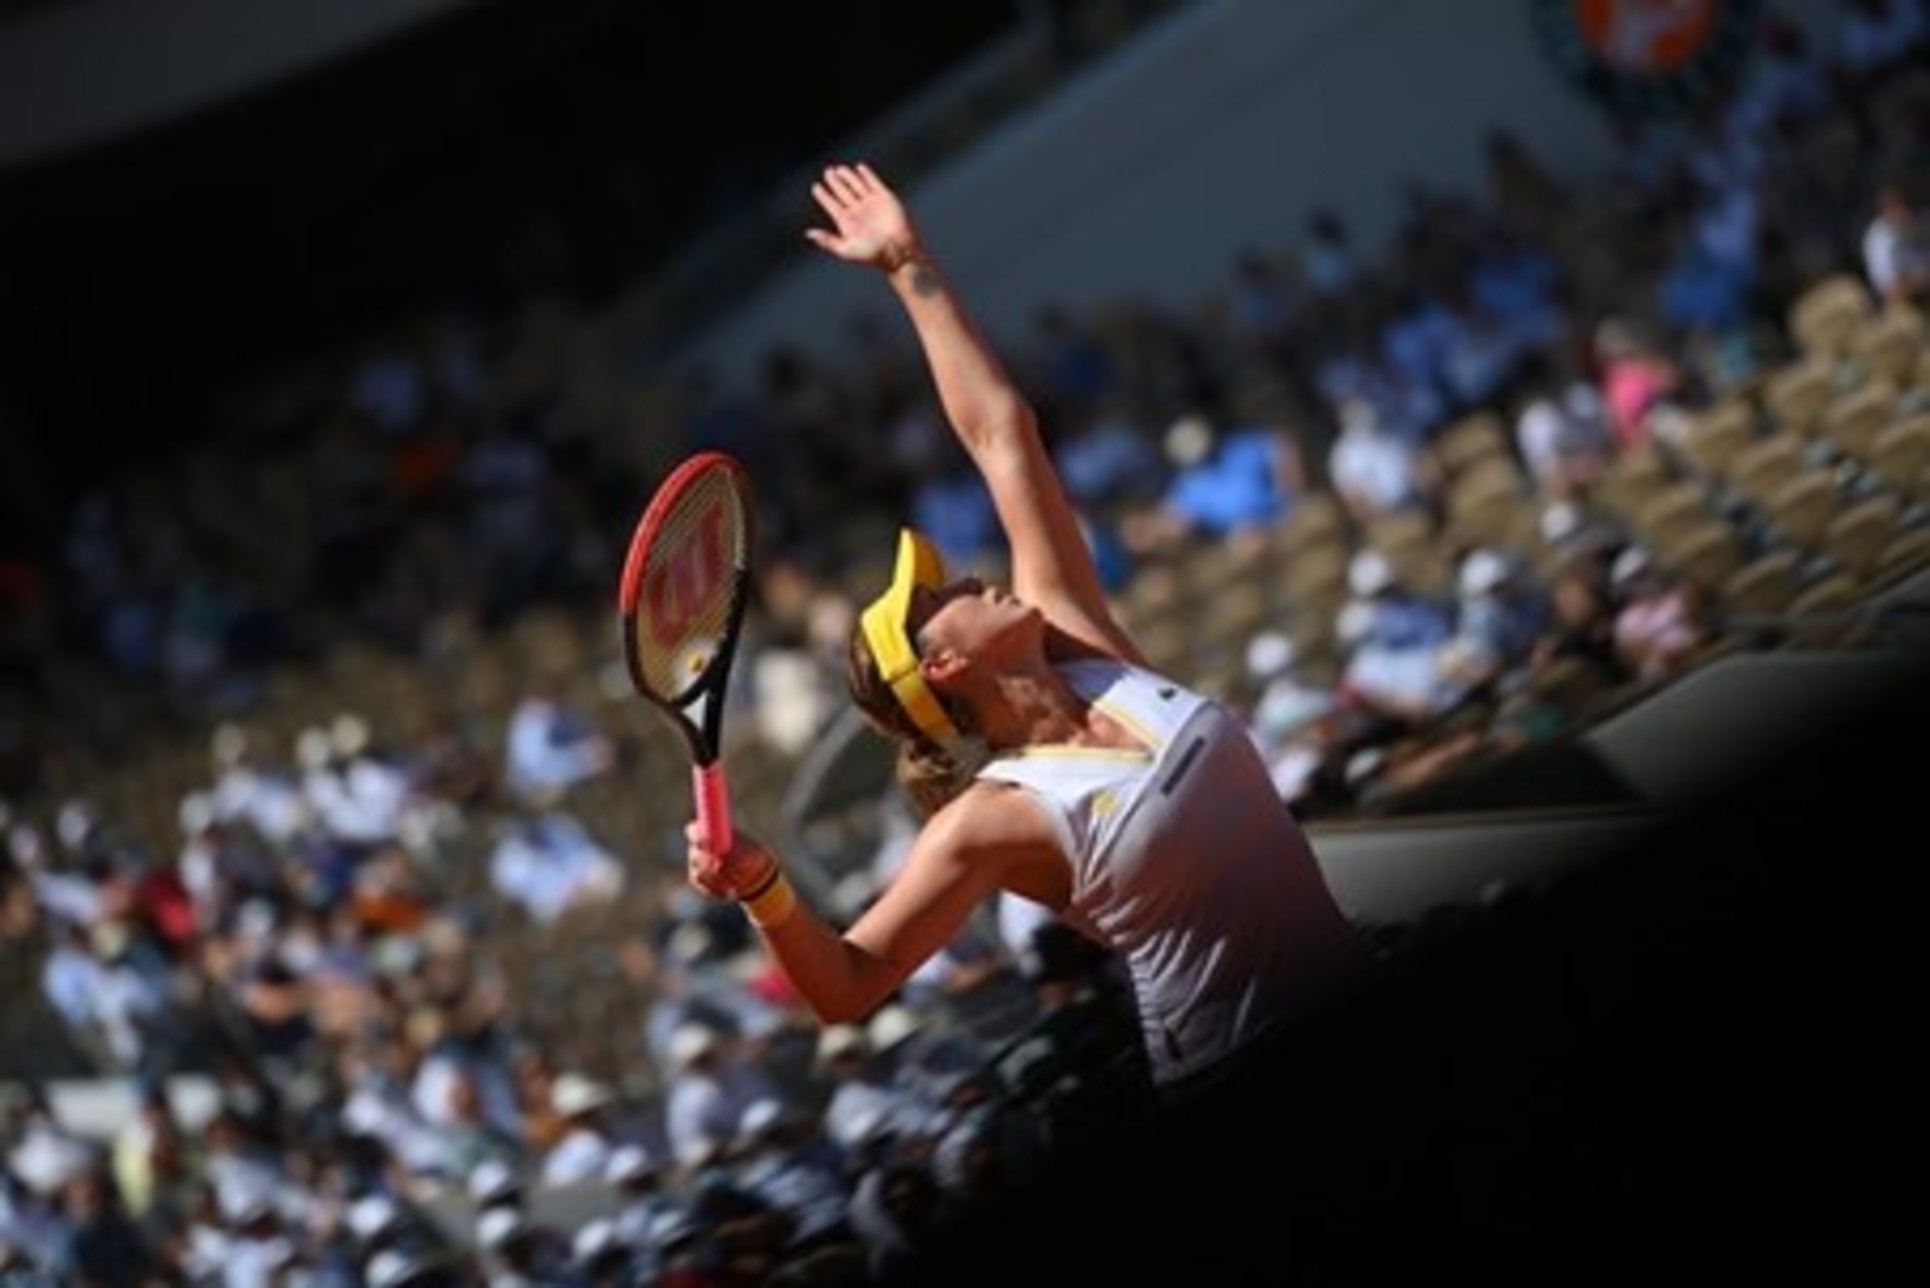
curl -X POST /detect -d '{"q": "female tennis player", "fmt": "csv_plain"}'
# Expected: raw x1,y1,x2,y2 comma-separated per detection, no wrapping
685,161,1371,1106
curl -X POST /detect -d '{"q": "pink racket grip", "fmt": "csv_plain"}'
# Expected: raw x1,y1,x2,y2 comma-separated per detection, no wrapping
693,761,734,856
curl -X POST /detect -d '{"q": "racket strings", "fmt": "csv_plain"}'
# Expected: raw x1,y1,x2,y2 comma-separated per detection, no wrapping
631,472,748,701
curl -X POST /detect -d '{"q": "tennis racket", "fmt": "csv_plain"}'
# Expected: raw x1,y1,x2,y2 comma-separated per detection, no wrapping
617,450,755,854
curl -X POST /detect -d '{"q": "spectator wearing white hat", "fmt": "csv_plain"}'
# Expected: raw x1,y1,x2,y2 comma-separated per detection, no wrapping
299,712,415,853
475,1203,576,1287
537,1072,622,1189
660,1023,773,1179
1326,394,1441,530
602,1141,674,1280
364,1244,466,1288
729,1096,863,1267
1509,349,1617,505
570,1215,634,1286
1241,630,1342,806
1440,547,1553,704
812,1023,920,1166
205,721,312,852
485,808,624,928
466,1156,523,1216
1335,548,1459,727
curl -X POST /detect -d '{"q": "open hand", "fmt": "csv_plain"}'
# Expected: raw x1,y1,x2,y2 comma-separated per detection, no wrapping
805,162,916,269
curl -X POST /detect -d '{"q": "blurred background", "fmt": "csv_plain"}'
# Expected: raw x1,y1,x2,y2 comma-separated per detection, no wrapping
2,0,1926,1283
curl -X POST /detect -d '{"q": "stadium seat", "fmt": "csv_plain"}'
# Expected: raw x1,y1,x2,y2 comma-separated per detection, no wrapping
1277,488,1350,550
1278,538,1350,605
1847,306,1926,388
1756,464,1841,551
1673,396,1757,483
1788,273,1876,362
1782,570,1865,646
1817,380,1900,463
1863,412,1930,502
1630,479,1715,551
1655,517,1747,594
1726,430,1810,510
1717,548,1804,619
1362,507,1435,571
1593,441,1671,521
1874,523,1930,585
1819,492,1905,583
1444,455,1535,549
1761,352,1841,439
1431,411,1514,480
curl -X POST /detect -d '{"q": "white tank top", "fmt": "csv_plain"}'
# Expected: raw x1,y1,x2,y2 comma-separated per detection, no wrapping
977,658,1367,1087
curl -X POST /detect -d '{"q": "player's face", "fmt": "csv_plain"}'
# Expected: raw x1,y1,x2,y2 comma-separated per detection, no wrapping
912,577,1039,664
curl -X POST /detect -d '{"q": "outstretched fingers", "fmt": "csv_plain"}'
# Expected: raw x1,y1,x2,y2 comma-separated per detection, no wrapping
823,163,871,203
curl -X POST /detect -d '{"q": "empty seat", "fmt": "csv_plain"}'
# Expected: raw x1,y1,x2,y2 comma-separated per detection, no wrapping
1718,548,1804,619
1817,380,1900,463
1782,571,1867,646
1819,492,1906,582
1593,442,1671,520
1727,431,1809,509
1431,411,1514,479
1657,518,1747,594
1761,354,1840,439
1363,507,1436,566
1757,465,1841,550
1278,488,1350,549
1863,412,1930,498
1673,398,1757,482
1847,306,1926,388
1788,272,1876,361
1631,479,1714,550
1199,577,1272,654
1444,456,1534,547
1874,523,1930,584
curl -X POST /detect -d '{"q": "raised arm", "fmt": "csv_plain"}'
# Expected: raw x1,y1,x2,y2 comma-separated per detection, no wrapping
807,162,1142,664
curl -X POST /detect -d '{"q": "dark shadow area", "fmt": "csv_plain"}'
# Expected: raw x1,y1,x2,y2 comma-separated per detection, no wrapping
0,0,1018,511
891,653,1927,1286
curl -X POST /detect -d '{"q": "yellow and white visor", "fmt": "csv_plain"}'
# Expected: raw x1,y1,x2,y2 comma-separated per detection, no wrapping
859,528,959,744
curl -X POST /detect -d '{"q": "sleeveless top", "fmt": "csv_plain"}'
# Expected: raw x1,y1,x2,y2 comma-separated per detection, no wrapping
977,658,1367,1089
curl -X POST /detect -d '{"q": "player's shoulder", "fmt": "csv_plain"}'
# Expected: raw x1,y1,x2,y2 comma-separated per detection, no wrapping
933,776,1060,844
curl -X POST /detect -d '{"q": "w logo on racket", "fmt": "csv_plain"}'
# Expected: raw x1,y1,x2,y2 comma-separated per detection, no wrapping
645,500,728,647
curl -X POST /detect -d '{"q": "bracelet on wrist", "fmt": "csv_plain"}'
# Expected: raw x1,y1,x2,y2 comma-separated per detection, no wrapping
737,863,782,904
741,870,797,929
878,241,928,275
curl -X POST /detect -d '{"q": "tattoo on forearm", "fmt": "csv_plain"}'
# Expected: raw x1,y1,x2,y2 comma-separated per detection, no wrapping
906,263,942,296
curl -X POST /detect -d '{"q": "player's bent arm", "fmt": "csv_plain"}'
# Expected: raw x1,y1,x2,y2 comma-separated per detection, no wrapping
753,790,1059,1025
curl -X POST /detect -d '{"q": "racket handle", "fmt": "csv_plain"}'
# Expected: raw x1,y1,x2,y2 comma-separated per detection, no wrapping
693,761,734,855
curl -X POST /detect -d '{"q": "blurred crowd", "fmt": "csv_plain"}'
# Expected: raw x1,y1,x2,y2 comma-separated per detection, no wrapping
3,2,1930,1283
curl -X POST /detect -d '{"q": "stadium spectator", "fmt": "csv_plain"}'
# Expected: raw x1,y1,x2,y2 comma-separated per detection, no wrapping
1609,544,1717,685
1509,350,1618,505
1862,165,1930,313
1118,411,1311,558
537,1071,624,1189
501,672,616,808
1325,394,1441,529
1592,315,1688,454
